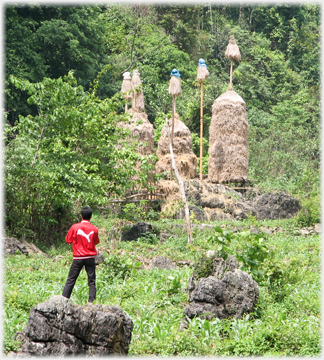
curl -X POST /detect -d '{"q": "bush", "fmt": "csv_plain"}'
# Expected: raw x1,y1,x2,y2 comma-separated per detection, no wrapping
296,194,320,227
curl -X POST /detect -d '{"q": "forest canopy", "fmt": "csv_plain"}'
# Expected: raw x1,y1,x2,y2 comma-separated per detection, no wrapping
4,3,320,241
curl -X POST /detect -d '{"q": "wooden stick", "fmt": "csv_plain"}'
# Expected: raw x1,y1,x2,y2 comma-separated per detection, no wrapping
200,81,203,181
170,96,175,180
165,118,193,244
229,59,233,90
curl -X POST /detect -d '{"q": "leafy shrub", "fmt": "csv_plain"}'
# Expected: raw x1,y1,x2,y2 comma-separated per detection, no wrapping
296,194,320,227
99,254,141,284
192,255,214,279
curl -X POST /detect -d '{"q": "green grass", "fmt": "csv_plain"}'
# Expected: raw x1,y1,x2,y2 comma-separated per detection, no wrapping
3,215,321,356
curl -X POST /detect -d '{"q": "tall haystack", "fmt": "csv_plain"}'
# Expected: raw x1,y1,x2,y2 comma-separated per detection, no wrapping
123,110,155,156
225,35,241,91
121,72,132,112
155,113,197,179
131,69,145,112
208,90,248,183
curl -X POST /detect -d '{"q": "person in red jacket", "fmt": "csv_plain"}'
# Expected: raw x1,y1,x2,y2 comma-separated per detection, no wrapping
62,206,100,303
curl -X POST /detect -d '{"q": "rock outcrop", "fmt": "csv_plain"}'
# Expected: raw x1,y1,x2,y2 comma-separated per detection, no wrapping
157,179,301,222
4,236,49,257
121,221,153,241
253,192,301,220
184,255,259,320
16,296,133,356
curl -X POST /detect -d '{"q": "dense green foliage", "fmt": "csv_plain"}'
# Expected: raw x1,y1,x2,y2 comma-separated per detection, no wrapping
5,3,320,202
3,5,321,355
5,71,155,242
4,216,321,356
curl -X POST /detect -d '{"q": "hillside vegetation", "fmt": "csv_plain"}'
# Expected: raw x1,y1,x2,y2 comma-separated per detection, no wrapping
3,3,321,357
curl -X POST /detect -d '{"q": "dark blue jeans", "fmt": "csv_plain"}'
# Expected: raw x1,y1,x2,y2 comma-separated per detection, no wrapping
62,258,96,302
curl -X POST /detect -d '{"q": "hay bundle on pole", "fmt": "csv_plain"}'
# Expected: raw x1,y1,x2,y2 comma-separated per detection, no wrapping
225,35,241,91
155,113,197,179
197,58,209,181
168,69,182,147
208,90,248,183
121,72,132,112
131,69,145,112
168,69,181,180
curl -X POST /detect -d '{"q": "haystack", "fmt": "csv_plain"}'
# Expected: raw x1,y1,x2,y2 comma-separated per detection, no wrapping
123,110,155,156
208,90,248,183
155,113,197,179
121,72,132,112
131,69,144,112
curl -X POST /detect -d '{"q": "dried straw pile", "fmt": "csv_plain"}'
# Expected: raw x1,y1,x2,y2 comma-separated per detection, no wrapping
225,35,241,61
168,72,182,96
123,110,155,156
131,69,145,112
155,114,197,179
208,90,249,183
197,59,210,82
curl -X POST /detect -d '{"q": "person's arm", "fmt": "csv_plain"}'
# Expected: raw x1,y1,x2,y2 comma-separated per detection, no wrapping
94,229,100,246
65,226,74,244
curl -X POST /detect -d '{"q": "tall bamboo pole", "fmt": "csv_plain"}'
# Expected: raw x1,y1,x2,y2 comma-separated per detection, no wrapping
200,82,203,180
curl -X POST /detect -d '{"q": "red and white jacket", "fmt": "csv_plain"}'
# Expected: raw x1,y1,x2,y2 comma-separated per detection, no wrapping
66,220,100,259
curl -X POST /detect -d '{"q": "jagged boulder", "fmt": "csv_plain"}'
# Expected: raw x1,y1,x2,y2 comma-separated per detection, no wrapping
121,221,153,241
150,256,175,270
184,255,259,321
4,236,49,257
253,192,301,220
16,296,133,356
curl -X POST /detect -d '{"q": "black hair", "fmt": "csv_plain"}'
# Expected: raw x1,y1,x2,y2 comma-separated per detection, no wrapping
81,206,92,220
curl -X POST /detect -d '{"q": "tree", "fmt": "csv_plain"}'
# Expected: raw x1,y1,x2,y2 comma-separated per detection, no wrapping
5,71,153,242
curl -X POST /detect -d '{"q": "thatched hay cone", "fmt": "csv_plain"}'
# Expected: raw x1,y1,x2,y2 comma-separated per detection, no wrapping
131,69,145,112
208,90,248,183
225,35,241,91
197,58,210,181
121,72,132,112
155,113,197,179
168,69,181,145
197,58,210,82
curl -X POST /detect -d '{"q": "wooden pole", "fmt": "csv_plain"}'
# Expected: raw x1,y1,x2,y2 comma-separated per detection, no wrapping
200,81,203,181
229,59,233,90
166,119,193,244
170,95,175,180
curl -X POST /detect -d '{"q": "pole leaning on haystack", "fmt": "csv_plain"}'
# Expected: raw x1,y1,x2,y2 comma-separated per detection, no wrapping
225,35,241,91
165,117,193,244
121,72,132,112
197,58,210,181
168,69,182,180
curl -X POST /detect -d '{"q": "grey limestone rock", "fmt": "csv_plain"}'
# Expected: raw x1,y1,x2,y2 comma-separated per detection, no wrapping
121,221,153,241
184,255,259,321
150,256,175,270
18,295,133,356
253,192,301,220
